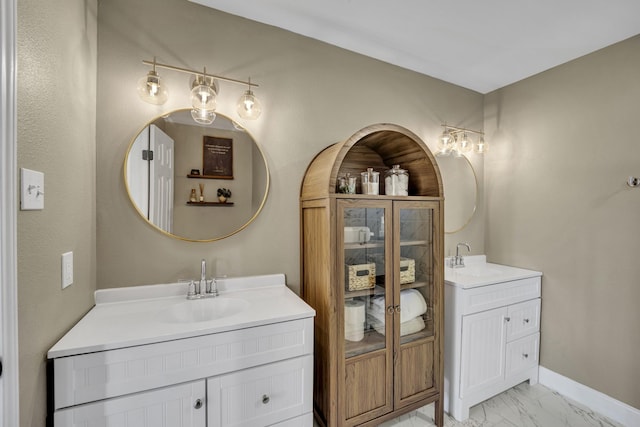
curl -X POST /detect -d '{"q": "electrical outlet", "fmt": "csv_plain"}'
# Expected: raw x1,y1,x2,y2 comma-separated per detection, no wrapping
62,252,73,289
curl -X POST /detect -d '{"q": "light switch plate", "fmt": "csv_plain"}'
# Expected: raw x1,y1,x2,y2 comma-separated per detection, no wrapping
20,168,45,210
62,252,73,289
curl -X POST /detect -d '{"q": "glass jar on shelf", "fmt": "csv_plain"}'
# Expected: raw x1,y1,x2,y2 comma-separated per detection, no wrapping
384,164,409,196
337,173,357,194
361,168,380,195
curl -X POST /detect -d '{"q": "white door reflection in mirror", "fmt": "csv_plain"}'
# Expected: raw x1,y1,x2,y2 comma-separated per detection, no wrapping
126,125,175,233
436,155,477,233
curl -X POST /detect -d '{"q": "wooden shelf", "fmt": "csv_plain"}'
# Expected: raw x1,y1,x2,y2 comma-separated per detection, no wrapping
345,284,386,299
345,329,386,358
344,241,385,250
186,201,234,206
186,174,232,180
400,280,429,291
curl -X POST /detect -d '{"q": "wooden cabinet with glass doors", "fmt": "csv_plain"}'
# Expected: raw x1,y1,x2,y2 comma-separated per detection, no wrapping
300,124,444,427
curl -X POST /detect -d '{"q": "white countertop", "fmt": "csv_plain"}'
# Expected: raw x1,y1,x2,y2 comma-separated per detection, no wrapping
48,274,315,359
445,255,542,289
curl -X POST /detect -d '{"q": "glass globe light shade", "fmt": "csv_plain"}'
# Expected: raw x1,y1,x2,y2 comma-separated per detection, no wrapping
237,89,262,120
457,132,473,154
190,83,217,112
137,70,168,105
191,108,216,125
437,130,455,154
475,137,488,154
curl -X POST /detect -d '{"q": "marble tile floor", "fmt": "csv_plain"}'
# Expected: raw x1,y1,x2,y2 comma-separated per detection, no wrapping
314,383,623,427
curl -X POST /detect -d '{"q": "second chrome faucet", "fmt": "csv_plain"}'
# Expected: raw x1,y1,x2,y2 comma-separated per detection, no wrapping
449,242,471,268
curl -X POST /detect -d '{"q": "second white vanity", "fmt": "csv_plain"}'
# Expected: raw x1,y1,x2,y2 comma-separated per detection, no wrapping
48,274,315,427
444,255,542,421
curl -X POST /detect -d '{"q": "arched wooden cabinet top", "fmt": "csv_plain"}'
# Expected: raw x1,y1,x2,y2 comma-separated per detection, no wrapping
300,123,443,200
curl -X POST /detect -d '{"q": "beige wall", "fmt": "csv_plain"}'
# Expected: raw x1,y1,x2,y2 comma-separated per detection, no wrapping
484,35,640,408
96,0,485,289
16,0,97,425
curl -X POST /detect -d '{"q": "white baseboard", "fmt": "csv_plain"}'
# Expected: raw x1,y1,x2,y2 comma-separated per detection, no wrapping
539,366,640,427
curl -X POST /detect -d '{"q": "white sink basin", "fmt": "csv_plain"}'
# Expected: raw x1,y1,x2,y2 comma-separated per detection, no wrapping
453,265,503,278
166,297,249,323
445,255,542,289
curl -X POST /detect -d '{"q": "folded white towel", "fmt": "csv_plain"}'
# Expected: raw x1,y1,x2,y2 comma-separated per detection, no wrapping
369,289,427,324
399,289,427,323
367,315,426,337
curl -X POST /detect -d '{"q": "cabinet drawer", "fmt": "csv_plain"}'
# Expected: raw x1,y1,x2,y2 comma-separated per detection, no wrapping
461,277,541,315
505,333,539,377
506,299,540,342
208,355,313,427
54,317,313,409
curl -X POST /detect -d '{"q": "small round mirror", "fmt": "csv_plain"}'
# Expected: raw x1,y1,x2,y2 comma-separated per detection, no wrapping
124,109,269,242
436,155,477,233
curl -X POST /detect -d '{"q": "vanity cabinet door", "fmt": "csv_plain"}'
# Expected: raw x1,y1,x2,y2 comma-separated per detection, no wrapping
460,307,507,398
54,380,206,427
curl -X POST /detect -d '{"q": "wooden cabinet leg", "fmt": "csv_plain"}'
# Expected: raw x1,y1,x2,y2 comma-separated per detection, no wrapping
434,398,444,427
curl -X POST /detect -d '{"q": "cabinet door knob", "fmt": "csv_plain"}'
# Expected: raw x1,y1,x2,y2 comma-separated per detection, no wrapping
262,394,270,404
394,305,401,314
504,316,511,322
523,353,529,359
386,306,395,315
194,398,203,409
524,318,530,323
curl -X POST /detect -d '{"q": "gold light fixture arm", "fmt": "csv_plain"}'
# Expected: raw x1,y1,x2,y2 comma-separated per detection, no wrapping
441,124,484,136
142,59,259,88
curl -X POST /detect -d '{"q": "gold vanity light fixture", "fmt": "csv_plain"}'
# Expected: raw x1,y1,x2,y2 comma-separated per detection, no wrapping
437,124,488,157
138,58,262,124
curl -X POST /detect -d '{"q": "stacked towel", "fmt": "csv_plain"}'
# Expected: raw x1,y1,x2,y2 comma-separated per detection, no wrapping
368,289,427,336
369,289,427,323
368,314,425,337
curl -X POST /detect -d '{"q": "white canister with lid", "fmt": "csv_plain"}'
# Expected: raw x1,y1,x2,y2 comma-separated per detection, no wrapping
385,165,409,196
361,168,380,195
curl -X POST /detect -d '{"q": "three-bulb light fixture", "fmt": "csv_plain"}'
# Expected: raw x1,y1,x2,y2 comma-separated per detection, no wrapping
436,124,488,157
137,57,262,125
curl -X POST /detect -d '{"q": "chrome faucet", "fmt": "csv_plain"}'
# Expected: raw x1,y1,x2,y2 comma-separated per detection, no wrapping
186,259,218,299
449,242,471,268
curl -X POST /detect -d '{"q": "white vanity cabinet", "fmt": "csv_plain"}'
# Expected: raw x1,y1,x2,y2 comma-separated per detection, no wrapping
48,274,315,427
443,257,542,421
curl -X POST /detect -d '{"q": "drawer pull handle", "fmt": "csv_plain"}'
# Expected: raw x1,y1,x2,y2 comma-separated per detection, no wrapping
504,317,511,322
194,399,203,409
524,318,530,323
523,353,529,359
262,394,270,404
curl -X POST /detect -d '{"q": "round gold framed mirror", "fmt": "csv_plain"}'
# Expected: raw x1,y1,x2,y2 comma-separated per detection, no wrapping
436,154,477,233
124,109,269,242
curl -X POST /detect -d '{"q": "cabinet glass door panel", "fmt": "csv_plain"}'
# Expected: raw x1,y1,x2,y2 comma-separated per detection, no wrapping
396,203,435,345
339,201,391,359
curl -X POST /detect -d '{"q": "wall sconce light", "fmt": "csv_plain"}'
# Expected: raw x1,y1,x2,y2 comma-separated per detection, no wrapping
236,78,262,120
136,58,169,105
137,58,262,124
437,124,488,157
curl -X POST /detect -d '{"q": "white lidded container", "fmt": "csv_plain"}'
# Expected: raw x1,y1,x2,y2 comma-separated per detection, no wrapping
384,164,408,196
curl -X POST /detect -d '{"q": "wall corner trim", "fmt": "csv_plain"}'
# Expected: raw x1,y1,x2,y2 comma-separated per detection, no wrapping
539,366,640,427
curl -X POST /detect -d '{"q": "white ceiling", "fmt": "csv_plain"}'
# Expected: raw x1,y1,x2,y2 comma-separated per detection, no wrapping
190,0,640,93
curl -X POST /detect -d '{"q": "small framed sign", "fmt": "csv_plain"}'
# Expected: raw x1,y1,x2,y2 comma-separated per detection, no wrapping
202,136,233,179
